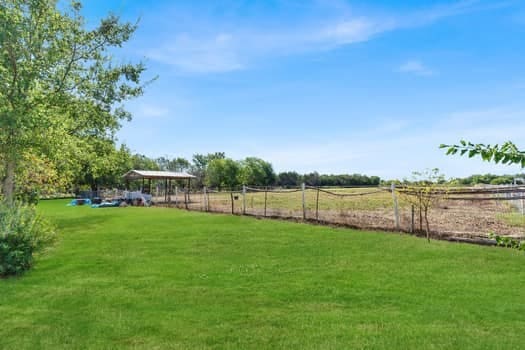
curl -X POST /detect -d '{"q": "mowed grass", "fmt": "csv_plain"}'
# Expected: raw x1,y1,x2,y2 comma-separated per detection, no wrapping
1,200,525,349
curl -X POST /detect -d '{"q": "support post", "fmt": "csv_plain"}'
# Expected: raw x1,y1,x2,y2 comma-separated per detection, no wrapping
175,186,178,207
391,183,400,230
411,205,415,233
264,188,268,217
230,191,234,214
315,187,320,222
164,178,168,203
203,187,208,212
242,185,246,215
302,183,306,220
168,179,172,204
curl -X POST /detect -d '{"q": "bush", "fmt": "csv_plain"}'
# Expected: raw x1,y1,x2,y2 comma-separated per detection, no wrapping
0,202,56,277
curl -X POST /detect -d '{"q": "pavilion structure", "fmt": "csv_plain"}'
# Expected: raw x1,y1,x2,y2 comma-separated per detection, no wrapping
122,170,196,204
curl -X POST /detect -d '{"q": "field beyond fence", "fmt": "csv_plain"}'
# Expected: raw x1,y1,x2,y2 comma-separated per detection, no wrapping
141,184,525,243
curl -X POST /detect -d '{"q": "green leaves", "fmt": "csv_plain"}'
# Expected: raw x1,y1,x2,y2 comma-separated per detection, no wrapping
0,0,150,201
440,141,525,168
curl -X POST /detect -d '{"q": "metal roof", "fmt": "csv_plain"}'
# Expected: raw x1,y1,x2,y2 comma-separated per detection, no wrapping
123,170,196,180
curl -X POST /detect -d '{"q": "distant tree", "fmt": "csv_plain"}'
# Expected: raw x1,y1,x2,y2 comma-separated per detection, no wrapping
239,157,276,186
191,152,225,187
206,158,241,191
277,171,302,187
169,157,191,172
131,154,159,171
155,156,171,171
303,172,320,186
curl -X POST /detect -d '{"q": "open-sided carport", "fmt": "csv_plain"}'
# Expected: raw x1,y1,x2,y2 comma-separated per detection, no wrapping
122,170,196,205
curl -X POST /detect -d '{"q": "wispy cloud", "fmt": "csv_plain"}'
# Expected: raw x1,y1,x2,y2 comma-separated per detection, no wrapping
138,104,170,118
142,1,496,74
398,60,435,76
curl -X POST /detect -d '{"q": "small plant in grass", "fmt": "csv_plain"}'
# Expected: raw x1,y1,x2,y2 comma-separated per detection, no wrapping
0,202,56,277
489,232,525,251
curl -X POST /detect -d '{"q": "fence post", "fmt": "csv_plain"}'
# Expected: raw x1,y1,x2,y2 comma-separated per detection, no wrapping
391,183,400,230
204,187,208,212
315,187,320,222
302,183,306,220
411,205,415,233
242,185,246,215
264,187,268,217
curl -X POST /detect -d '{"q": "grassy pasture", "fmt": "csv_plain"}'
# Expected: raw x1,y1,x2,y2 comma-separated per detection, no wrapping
205,187,396,214
1,200,524,349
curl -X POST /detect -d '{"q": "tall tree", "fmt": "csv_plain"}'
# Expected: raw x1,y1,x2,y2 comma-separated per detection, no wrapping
239,157,276,186
0,0,148,203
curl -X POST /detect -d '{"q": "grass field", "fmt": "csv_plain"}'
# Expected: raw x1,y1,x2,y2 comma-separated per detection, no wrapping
1,200,525,349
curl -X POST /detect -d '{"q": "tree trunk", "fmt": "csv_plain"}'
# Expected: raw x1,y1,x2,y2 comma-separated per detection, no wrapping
2,159,16,204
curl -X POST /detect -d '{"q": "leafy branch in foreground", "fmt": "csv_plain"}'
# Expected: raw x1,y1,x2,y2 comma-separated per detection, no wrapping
440,141,525,168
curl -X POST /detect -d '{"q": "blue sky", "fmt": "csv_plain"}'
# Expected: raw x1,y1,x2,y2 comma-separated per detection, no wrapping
83,0,525,179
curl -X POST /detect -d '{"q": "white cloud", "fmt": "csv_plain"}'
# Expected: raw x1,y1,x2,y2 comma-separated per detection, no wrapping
142,1,494,74
398,60,435,76
148,33,244,73
138,104,170,118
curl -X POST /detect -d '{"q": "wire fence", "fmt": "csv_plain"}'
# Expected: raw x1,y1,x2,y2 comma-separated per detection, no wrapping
142,184,525,243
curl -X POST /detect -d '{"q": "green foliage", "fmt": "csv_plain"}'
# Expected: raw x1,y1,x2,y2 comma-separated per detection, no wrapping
206,158,241,190
0,0,150,202
239,157,276,186
0,202,56,277
191,152,226,187
440,140,525,168
489,233,525,251
397,168,448,241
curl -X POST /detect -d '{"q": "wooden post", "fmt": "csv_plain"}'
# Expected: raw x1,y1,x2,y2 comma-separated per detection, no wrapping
302,183,306,220
419,194,423,232
164,178,168,203
185,188,188,210
315,187,320,222
242,185,246,215
230,191,234,214
175,186,178,207
203,187,207,211
411,205,415,233
187,178,191,203
168,179,172,205
264,188,268,217
391,184,400,230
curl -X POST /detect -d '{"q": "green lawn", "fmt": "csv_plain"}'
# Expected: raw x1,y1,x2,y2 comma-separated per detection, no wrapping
1,200,524,349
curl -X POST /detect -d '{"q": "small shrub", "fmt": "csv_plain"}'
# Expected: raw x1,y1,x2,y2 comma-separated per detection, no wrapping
489,232,524,251
0,202,56,277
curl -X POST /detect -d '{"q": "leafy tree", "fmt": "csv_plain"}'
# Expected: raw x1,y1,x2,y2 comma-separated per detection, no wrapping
206,158,241,191
239,157,276,186
191,152,225,187
131,154,159,171
440,141,525,168
397,169,447,242
169,157,191,172
0,0,148,203
277,171,302,187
